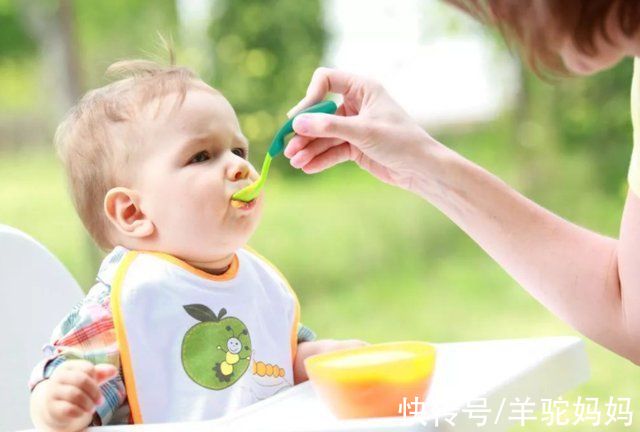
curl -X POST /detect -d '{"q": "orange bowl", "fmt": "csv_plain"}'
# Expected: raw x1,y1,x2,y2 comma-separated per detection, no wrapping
305,341,436,419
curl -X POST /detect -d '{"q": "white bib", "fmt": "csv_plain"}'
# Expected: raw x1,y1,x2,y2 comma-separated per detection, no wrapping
106,247,299,424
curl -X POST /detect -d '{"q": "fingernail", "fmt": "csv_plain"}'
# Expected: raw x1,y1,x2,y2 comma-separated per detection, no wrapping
283,146,293,158
287,102,304,118
290,154,301,168
293,116,310,134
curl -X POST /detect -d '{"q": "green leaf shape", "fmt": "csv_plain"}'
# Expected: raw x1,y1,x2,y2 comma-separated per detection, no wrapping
183,304,219,322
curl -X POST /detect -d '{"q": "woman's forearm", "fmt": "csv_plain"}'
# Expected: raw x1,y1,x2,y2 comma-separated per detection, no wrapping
285,67,640,363
412,140,640,363
618,189,640,362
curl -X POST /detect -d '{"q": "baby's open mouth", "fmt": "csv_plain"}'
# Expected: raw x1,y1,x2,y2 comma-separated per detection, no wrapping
230,199,256,210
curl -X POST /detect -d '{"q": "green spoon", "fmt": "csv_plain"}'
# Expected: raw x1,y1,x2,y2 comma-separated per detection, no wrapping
232,100,338,203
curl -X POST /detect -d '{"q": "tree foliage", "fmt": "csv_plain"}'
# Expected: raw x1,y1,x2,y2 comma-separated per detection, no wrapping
207,0,325,157
73,0,178,88
0,0,37,59
552,60,633,193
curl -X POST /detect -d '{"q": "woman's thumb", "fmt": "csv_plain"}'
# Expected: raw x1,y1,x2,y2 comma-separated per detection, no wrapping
94,364,118,384
292,113,361,142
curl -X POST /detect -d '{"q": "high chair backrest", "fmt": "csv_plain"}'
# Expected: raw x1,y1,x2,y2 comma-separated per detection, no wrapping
0,225,83,432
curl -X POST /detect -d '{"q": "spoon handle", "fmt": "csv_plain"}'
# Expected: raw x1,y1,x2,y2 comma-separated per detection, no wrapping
268,100,338,157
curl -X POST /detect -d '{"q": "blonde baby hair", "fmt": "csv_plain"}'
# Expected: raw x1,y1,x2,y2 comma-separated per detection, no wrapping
55,55,202,250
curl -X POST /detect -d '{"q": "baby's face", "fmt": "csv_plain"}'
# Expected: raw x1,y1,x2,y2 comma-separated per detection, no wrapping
130,85,263,262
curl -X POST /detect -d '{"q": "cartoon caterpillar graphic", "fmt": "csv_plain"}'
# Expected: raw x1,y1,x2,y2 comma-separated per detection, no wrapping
253,360,286,378
215,327,251,382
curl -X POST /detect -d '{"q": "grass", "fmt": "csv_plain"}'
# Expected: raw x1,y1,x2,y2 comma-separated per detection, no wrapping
1,140,638,431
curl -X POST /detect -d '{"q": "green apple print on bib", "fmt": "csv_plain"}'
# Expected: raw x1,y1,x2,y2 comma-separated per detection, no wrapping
181,304,252,390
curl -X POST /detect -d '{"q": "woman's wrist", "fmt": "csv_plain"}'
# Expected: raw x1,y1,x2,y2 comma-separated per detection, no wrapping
404,133,460,200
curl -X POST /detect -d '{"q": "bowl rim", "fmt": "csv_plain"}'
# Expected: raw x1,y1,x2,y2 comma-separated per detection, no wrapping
304,341,437,384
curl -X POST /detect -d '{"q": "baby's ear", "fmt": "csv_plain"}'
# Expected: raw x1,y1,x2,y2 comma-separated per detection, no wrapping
104,187,155,239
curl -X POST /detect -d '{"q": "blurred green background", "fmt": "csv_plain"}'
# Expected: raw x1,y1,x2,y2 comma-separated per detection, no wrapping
1,0,638,430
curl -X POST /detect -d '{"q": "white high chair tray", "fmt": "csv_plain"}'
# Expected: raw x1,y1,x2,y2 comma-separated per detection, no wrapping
80,336,588,432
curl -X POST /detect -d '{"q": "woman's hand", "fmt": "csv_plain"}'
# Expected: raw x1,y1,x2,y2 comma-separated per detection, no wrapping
285,68,444,191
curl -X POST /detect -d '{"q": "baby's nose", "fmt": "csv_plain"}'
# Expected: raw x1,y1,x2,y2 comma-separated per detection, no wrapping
228,161,250,181
233,165,249,180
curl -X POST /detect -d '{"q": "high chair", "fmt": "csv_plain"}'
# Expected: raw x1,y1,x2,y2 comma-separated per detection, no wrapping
0,225,83,432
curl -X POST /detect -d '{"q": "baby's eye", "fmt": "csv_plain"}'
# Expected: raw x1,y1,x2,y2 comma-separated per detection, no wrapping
188,150,211,164
232,148,247,159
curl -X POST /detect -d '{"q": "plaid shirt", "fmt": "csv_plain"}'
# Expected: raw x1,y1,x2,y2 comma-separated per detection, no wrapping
29,266,316,425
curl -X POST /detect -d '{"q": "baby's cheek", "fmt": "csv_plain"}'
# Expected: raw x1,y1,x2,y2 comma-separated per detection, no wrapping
252,198,265,221
248,164,260,181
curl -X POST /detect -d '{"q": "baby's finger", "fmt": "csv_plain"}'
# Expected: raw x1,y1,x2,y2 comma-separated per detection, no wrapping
290,137,344,169
94,364,118,385
301,143,354,174
52,400,86,420
55,384,97,413
57,371,102,404
59,359,95,375
340,339,369,349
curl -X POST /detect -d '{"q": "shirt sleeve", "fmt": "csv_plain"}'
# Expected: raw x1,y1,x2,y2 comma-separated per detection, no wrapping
297,323,317,343
28,282,128,425
628,58,640,197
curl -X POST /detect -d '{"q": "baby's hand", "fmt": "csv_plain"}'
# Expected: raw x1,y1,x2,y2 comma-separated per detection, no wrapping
30,360,118,432
294,339,368,384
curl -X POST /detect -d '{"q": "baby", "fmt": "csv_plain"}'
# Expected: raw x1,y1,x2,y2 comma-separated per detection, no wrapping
29,59,363,431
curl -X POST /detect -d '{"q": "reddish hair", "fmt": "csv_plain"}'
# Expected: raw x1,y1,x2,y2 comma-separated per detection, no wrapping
445,0,640,75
